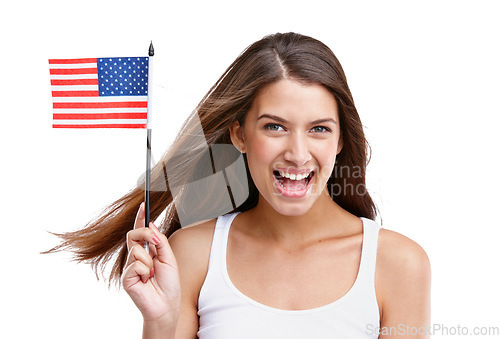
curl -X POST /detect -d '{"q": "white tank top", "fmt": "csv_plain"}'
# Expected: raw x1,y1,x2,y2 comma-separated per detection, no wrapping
197,212,381,339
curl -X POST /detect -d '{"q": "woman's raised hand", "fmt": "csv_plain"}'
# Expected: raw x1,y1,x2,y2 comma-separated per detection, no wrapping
122,202,181,329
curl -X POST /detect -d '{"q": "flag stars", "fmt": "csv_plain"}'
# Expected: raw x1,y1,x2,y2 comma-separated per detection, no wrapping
97,57,149,96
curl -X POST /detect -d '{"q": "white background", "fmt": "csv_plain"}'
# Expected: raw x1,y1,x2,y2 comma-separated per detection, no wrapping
1,0,499,338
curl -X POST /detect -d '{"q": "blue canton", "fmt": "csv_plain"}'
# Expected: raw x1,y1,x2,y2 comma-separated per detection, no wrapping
97,57,149,96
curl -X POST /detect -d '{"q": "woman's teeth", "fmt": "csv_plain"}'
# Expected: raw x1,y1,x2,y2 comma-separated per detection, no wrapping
277,171,311,181
274,170,313,192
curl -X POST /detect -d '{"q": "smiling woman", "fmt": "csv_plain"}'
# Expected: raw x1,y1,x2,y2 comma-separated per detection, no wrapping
47,32,430,339
229,80,342,214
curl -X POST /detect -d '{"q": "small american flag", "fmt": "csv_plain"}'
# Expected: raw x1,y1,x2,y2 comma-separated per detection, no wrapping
49,57,149,128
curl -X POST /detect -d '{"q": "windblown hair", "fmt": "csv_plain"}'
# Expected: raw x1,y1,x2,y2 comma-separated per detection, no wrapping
45,32,378,284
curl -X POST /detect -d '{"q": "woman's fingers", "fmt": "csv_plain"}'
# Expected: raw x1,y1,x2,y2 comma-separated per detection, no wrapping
149,222,177,268
125,244,154,272
122,259,153,286
126,226,161,251
134,202,146,230
125,203,177,281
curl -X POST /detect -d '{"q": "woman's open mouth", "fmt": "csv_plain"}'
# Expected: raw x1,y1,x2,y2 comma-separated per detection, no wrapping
273,170,314,197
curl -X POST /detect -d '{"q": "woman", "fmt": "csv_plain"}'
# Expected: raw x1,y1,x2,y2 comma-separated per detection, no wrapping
52,32,431,338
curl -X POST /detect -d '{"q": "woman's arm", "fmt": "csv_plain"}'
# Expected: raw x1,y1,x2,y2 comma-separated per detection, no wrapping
122,204,214,339
376,229,432,338
122,203,181,339
168,220,217,339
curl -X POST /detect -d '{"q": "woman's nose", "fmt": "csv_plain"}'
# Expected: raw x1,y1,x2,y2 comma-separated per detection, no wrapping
283,133,312,166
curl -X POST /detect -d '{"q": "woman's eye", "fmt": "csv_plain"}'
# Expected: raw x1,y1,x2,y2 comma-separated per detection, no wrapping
310,126,331,133
265,123,284,132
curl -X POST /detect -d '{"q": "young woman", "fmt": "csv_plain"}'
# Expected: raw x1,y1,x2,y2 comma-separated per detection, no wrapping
52,32,431,338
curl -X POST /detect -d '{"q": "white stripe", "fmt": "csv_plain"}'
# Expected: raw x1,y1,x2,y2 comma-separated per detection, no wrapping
147,55,153,129
50,74,98,80
53,119,147,125
51,95,147,103
49,63,97,69
53,108,147,113
51,85,99,91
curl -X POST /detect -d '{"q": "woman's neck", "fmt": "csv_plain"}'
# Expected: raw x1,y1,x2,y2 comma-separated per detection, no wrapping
241,190,356,249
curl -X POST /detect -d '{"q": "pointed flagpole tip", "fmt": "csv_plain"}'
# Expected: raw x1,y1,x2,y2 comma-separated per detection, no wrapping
149,41,154,57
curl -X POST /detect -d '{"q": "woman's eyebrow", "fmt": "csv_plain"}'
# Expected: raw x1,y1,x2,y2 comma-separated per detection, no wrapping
257,113,288,123
257,113,337,125
311,118,337,125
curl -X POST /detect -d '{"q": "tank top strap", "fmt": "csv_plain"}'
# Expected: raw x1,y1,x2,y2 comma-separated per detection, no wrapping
356,217,382,289
206,212,239,274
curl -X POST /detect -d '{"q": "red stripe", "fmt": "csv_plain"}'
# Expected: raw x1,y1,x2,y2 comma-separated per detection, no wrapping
53,113,147,120
51,79,99,85
52,91,99,97
53,124,146,128
49,58,97,64
50,68,98,75
53,101,147,109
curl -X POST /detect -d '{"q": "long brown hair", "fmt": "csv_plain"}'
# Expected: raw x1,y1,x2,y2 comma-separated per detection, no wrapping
45,32,378,284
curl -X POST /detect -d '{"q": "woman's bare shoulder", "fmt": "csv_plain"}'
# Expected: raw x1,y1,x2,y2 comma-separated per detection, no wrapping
375,228,431,317
377,228,430,274
168,218,218,268
169,219,218,241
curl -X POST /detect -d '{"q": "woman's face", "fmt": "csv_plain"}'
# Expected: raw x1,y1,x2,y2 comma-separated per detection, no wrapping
230,79,342,216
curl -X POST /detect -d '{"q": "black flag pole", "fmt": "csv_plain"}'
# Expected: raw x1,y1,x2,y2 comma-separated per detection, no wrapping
144,41,154,253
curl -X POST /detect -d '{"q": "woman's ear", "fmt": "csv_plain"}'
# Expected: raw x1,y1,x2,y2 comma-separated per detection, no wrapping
336,133,343,155
229,121,246,153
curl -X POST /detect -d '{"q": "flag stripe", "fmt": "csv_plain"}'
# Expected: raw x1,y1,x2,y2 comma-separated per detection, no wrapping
52,91,99,97
50,68,98,75
53,108,147,113
51,79,99,86
52,95,147,103
51,85,98,91
49,58,97,64
53,124,146,128
53,113,147,120
50,74,99,80
53,118,147,125
53,101,148,109
49,63,97,69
